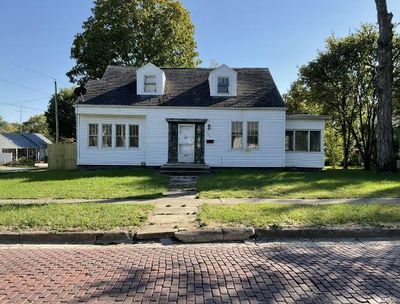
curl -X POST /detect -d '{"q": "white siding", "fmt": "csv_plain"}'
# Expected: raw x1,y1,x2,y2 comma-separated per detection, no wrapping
285,119,325,168
0,152,12,165
76,106,286,167
77,114,146,166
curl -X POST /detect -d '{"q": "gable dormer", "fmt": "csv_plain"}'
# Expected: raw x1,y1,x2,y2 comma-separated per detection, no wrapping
136,63,166,95
208,64,237,97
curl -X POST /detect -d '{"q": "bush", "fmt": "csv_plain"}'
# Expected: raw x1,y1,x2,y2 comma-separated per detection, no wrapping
324,127,343,168
6,157,36,167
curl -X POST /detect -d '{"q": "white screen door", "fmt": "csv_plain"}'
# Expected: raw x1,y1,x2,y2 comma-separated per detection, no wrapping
178,124,195,163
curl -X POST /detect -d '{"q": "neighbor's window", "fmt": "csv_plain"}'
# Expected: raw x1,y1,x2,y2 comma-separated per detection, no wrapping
129,125,139,148
231,122,243,149
247,122,259,149
102,124,112,148
88,124,98,147
217,77,229,93
310,131,321,152
285,131,294,151
116,124,126,148
295,131,308,151
144,75,157,93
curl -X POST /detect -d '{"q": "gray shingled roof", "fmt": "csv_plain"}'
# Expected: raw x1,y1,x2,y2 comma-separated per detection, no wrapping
0,133,52,149
77,66,285,108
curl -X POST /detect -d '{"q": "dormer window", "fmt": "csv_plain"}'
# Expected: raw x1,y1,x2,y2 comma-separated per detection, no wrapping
217,77,229,94
144,75,157,93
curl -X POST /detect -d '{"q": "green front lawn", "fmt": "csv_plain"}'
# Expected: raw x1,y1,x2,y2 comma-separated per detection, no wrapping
0,203,154,231
197,169,400,198
198,203,400,228
0,169,168,199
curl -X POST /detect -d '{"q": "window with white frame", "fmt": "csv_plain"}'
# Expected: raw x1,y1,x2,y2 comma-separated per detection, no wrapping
286,130,322,152
217,77,229,93
310,131,321,152
144,75,157,93
231,122,243,149
129,125,139,148
116,124,126,148
88,124,98,147
246,122,259,149
102,124,112,148
285,131,294,151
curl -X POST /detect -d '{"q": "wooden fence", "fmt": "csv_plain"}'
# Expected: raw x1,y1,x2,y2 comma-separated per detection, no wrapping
48,143,77,170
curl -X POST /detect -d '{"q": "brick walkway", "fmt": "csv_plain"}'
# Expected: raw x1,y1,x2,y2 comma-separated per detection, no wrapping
0,241,399,303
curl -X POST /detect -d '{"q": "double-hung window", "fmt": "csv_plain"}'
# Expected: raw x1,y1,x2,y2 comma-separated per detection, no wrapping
247,122,259,149
144,75,157,93
231,122,243,149
129,125,139,148
217,77,229,93
88,124,98,147
310,131,321,152
116,124,126,148
286,130,321,152
102,124,112,148
295,131,308,151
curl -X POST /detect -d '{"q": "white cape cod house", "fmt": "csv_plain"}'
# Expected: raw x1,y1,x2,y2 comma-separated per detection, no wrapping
75,63,327,171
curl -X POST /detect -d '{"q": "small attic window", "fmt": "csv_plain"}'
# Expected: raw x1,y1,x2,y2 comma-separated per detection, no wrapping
217,77,229,94
144,75,157,93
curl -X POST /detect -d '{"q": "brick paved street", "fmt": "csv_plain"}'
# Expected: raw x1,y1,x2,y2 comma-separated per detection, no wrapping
0,241,399,303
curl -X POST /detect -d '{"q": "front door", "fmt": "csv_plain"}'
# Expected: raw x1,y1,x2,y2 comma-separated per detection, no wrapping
178,124,195,163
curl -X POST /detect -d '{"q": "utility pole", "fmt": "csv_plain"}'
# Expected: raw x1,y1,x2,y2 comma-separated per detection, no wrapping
54,80,59,143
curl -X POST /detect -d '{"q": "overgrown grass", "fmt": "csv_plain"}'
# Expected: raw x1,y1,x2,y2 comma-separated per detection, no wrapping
0,203,154,231
198,203,400,228
197,168,400,198
0,169,168,199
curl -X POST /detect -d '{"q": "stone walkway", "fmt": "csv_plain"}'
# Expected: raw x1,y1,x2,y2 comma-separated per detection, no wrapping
136,176,202,238
0,241,399,303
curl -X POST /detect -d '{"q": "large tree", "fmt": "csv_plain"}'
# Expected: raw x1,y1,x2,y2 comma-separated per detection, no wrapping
45,88,76,141
375,0,395,171
67,0,200,84
285,25,400,170
23,114,51,139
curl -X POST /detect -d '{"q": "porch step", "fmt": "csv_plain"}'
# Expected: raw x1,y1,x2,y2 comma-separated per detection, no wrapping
160,163,210,176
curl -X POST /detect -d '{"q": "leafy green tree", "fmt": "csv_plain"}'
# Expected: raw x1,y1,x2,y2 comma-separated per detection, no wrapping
286,24,400,170
67,0,200,84
0,116,6,131
324,126,343,168
45,88,76,141
23,114,50,138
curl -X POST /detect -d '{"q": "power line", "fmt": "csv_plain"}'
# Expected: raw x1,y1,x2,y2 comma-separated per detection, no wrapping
7,61,70,86
0,96,50,106
0,77,51,95
0,101,43,112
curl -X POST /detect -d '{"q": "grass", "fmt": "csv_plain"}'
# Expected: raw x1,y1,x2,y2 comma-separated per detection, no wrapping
0,203,154,232
198,203,400,228
0,169,168,199
197,168,400,198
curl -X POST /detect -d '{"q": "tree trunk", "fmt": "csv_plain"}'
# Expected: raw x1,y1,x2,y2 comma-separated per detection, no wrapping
375,0,395,171
342,123,349,169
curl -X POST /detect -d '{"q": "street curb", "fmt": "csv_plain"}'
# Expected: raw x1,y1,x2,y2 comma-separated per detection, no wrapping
174,227,255,243
0,231,133,245
0,227,399,244
254,227,400,239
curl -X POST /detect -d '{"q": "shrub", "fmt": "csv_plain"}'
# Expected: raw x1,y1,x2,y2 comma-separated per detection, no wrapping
6,157,36,167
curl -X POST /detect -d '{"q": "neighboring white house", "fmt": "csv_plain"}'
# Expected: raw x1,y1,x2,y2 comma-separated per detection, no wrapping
0,133,52,164
75,63,327,170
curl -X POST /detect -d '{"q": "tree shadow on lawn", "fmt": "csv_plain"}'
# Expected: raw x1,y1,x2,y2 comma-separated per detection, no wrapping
0,168,166,183
71,243,400,303
198,169,400,198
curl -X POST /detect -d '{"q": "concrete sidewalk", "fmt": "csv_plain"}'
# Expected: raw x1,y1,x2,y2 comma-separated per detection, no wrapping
0,196,399,205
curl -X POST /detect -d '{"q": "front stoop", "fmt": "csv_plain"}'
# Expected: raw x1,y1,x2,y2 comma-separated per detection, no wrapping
160,163,210,176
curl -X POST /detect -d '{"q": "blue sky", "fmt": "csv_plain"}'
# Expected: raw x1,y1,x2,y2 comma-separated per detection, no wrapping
0,0,398,123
